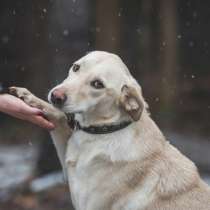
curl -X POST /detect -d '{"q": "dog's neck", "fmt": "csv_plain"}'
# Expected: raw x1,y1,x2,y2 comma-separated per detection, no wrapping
71,110,132,135
70,110,165,163
74,108,131,128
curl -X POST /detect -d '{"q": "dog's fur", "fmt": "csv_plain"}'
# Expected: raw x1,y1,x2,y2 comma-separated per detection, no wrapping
11,51,210,210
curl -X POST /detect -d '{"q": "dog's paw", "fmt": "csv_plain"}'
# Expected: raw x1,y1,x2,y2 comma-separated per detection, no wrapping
9,86,39,107
10,87,31,99
10,87,68,126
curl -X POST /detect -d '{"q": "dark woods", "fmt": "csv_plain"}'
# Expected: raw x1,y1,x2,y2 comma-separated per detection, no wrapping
0,1,210,209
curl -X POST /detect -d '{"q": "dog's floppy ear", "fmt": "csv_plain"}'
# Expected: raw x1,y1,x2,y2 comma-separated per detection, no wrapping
119,85,144,121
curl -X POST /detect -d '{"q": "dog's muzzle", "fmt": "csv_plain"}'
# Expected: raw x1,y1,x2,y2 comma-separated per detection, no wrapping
50,89,67,107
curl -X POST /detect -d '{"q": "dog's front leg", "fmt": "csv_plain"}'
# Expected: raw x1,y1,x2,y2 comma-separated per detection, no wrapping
10,87,72,180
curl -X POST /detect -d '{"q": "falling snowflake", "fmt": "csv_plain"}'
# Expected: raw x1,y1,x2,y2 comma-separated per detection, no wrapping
35,33,40,38
118,8,123,17
187,1,191,7
186,21,191,27
136,28,142,35
111,36,116,41
177,34,182,39
1,35,9,44
43,8,47,13
63,29,69,36
155,97,160,102
95,27,101,33
20,66,25,72
192,11,197,19
204,41,208,47
189,41,194,47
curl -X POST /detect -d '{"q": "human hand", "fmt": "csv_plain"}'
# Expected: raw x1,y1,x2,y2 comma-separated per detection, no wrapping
0,94,55,130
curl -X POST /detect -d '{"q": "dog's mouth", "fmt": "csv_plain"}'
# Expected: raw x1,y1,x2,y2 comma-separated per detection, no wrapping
65,113,75,121
65,113,76,128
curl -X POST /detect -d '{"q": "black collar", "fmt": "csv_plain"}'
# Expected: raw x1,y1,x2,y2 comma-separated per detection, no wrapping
67,114,132,134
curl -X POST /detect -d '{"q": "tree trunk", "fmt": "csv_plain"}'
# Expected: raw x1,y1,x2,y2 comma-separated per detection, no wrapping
95,0,121,53
159,0,178,125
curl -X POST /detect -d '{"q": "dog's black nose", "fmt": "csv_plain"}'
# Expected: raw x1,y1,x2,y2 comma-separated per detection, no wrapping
51,89,67,106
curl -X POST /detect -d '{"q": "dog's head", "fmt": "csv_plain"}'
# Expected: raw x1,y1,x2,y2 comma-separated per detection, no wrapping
49,51,146,124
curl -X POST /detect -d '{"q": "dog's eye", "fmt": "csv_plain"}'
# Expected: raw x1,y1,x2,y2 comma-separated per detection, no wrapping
90,80,105,89
72,64,80,72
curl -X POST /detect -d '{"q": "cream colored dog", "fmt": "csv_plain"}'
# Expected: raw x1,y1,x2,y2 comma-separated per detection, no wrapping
11,51,210,210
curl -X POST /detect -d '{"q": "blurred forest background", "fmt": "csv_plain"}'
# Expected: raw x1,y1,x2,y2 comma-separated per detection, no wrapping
0,0,210,209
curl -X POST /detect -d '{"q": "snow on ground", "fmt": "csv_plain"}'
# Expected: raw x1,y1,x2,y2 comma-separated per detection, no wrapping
0,145,38,190
203,175,210,185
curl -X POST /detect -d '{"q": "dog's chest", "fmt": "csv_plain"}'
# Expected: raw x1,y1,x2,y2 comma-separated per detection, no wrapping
64,129,145,210
65,131,112,209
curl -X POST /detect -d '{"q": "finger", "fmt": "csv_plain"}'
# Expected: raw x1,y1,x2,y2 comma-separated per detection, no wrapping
17,101,43,115
2,95,43,115
31,116,55,130
25,107,44,115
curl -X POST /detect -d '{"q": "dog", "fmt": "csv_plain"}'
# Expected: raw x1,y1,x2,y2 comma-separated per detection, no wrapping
11,51,210,210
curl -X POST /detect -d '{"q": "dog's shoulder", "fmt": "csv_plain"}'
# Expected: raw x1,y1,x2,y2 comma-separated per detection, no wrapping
155,142,201,197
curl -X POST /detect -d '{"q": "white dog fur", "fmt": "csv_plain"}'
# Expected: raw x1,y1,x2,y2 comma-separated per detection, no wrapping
11,51,210,210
